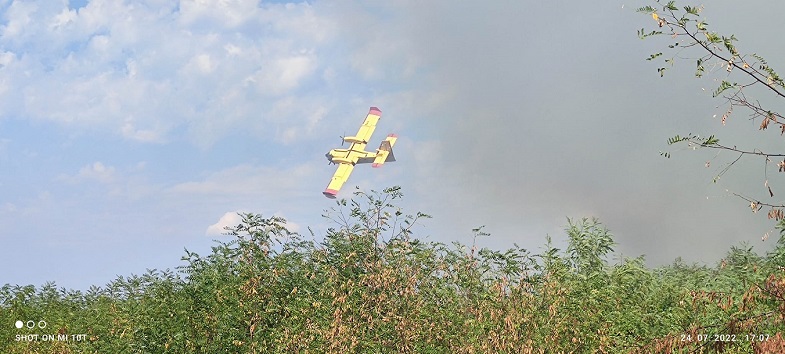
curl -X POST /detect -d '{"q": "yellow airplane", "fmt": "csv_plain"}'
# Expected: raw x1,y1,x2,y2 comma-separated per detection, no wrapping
323,107,397,198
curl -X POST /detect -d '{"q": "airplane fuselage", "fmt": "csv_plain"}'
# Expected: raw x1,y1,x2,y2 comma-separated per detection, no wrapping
325,148,376,165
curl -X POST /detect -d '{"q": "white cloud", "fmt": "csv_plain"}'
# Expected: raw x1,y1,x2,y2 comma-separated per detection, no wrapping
247,54,317,96
206,210,301,236
183,53,216,75
0,1,37,40
0,51,15,67
50,7,77,30
121,117,166,143
206,210,245,236
0,0,343,148
276,213,301,234
76,161,116,184
179,0,261,28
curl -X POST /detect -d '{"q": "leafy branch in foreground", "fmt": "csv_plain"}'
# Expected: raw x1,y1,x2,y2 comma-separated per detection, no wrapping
638,1,785,228
321,186,431,245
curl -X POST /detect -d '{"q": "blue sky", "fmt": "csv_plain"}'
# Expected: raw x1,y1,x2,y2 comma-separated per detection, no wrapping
2,0,785,290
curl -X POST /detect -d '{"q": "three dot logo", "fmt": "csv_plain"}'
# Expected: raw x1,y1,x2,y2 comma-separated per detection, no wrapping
14,320,46,329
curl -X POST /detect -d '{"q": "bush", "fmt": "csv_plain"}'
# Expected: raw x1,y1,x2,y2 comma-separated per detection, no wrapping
3,187,785,353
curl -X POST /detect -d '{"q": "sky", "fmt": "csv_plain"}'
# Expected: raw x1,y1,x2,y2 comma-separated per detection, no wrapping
2,0,785,291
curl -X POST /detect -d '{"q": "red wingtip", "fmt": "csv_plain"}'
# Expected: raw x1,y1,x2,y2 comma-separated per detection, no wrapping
369,107,382,116
387,133,397,138
323,189,338,198
372,163,381,168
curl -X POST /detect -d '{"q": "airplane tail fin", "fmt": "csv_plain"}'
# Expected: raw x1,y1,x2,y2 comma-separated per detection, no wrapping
372,134,397,168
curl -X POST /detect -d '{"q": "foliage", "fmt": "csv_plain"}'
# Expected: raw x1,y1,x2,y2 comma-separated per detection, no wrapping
3,187,785,352
638,0,785,228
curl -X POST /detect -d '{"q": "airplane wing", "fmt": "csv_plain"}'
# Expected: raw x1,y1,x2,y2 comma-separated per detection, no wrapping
342,107,381,152
323,163,356,198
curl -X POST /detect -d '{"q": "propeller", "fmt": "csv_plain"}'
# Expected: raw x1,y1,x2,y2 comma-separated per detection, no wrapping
339,132,346,147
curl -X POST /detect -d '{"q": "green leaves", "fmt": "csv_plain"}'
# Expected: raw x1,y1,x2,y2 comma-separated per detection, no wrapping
684,5,701,16
722,35,738,55
695,58,705,78
704,31,721,44
661,134,718,159
638,28,663,40
666,134,694,145
636,5,656,13
755,53,785,89
713,80,737,97
702,134,719,146
565,217,615,275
